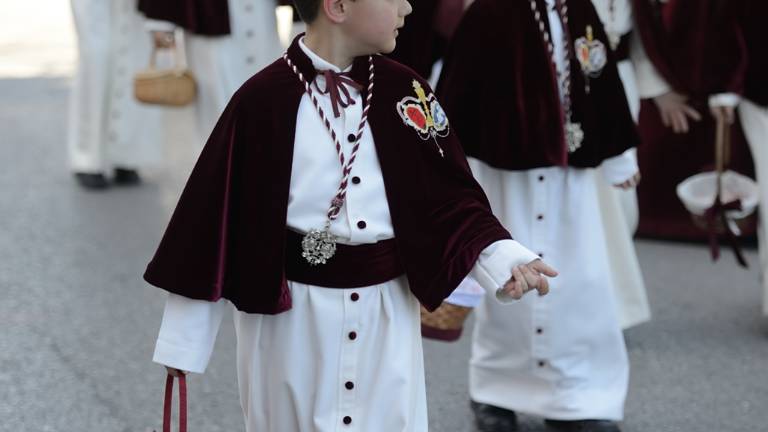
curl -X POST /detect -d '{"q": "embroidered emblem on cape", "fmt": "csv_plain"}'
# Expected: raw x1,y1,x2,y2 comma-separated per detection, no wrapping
397,80,449,157
575,25,607,78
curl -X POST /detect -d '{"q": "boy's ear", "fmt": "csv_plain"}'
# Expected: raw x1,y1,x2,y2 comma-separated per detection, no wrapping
323,0,348,23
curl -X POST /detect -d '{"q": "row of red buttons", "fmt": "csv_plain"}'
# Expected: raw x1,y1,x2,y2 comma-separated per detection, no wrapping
346,134,364,232
536,173,547,371
343,292,361,426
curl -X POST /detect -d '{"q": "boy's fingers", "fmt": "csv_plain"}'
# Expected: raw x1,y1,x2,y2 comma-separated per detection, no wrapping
521,264,550,296
530,260,558,277
520,265,541,289
513,267,529,293
502,280,523,300
684,105,702,121
536,277,550,296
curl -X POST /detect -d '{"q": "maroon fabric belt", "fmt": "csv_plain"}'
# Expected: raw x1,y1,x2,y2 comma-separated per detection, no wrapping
284,230,405,288
613,32,632,62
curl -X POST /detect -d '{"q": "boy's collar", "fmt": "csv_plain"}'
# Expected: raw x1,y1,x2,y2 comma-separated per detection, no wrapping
286,33,370,87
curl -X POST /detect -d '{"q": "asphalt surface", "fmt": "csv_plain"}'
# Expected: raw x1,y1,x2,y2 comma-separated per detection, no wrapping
1,77,767,432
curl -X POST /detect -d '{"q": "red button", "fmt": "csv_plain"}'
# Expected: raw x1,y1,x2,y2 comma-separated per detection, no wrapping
347,133,356,143
357,221,367,229
537,215,544,221
351,293,360,301
538,175,545,182
352,176,361,184
343,416,352,425
538,360,546,367
348,331,357,340
536,328,543,334
538,252,544,258
345,381,354,390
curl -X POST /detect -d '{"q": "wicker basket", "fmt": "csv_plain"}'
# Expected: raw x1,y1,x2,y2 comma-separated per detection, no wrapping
420,302,473,342
134,29,197,107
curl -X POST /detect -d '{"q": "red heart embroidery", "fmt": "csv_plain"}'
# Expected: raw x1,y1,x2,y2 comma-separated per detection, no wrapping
406,106,427,130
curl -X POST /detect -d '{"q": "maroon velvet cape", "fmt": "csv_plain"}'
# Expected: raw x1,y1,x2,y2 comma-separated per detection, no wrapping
436,0,639,171
138,0,231,36
632,0,755,239
144,36,512,314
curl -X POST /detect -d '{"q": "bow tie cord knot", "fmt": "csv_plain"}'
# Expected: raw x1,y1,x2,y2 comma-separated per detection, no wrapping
314,70,363,118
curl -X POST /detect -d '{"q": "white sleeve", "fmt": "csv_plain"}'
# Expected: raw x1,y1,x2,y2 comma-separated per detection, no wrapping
630,29,672,99
467,239,541,305
708,93,742,108
600,148,639,185
153,293,228,374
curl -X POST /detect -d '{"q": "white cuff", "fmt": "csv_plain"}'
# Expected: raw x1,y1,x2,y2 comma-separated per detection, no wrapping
152,293,227,374
470,239,540,304
145,19,176,32
709,93,741,108
444,276,485,307
600,148,639,185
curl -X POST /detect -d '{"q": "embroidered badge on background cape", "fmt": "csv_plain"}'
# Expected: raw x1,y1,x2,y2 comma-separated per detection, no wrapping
397,80,449,157
575,25,607,78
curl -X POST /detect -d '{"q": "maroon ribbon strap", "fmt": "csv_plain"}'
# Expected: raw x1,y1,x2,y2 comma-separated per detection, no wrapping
703,199,748,268
162,374,187,432
314,70,363,118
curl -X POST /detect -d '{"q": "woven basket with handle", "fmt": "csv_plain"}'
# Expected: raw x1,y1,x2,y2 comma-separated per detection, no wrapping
134,29,197,107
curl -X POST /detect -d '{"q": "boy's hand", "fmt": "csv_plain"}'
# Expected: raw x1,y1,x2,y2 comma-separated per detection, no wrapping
653,91,702,133
165,366,187,377
500,259,558,300
710,105,736,125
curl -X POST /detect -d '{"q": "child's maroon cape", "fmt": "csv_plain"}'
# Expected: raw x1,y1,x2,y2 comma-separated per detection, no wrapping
143,35,512,315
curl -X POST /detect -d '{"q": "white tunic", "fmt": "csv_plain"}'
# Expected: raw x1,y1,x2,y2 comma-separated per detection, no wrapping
68,0,164,173
152,40,539,432
468,1,637,420
591,0,651,329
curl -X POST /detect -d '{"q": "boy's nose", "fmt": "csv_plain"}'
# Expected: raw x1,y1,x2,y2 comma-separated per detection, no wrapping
402,0,413,16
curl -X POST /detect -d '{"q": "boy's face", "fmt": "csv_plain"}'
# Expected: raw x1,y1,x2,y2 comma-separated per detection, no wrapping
343,0,412,55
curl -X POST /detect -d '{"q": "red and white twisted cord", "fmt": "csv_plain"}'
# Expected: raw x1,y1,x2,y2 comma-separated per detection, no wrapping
282,53,375,221
529,0,574,122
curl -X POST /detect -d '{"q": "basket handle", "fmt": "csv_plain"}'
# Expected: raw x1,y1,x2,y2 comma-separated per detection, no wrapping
162,374,187,432
714,116,732,198
149,28,190,71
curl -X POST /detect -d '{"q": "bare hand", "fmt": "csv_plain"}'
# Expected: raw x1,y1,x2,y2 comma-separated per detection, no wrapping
614,171,641,190
653,91,702,133
152,31,175,49
165,366,186,377
710,105,736,125
501,259,558,300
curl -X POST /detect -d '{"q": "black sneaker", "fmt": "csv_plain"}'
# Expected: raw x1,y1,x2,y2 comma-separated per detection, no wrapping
74,172,109,189
470,400,518,432
544,419,621,432
113,168,141,185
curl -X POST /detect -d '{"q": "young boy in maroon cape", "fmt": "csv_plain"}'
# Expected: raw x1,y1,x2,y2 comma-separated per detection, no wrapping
437,0,640,431
143,0,557,430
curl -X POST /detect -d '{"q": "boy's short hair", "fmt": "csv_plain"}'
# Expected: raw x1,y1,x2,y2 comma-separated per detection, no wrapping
293,0,322,23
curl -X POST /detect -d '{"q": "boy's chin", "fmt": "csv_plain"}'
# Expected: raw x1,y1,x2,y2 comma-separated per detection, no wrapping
378,40,397,55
